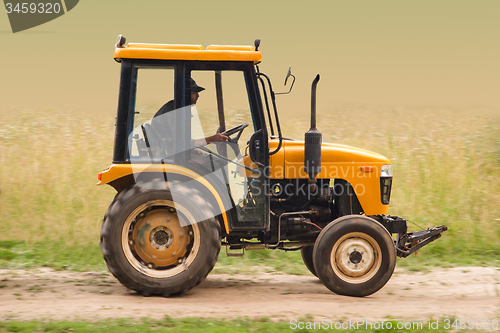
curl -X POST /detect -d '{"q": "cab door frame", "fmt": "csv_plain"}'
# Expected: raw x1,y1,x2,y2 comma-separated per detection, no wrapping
183,61,270,231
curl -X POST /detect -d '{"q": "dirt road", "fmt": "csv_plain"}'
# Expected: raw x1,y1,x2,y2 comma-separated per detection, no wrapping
0,267,499,322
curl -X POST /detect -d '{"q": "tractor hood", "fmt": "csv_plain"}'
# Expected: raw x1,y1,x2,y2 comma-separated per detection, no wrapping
268,139,391,180
284,140,390,163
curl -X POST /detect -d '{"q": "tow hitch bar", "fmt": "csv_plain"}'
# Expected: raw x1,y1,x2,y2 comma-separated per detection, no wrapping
396,225,448,258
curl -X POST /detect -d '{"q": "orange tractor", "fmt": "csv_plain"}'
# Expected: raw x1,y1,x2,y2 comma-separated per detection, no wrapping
98,36,447,297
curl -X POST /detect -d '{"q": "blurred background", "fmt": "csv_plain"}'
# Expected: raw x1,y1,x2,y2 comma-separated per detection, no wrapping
0,0,499,270
1,0,499,110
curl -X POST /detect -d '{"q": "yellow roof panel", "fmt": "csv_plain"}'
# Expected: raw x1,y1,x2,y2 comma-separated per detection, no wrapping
205,45,255,51
114,43,261,62
127,43,204,50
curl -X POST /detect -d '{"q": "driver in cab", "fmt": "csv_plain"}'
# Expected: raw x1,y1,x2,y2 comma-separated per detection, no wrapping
153,78,228,146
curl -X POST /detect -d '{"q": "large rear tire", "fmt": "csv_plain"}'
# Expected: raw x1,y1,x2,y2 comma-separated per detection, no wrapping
313,215,396,297
100,180,220,296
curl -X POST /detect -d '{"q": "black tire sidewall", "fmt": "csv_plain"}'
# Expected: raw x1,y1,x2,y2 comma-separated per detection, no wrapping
300,246,317,277
313,216,396,297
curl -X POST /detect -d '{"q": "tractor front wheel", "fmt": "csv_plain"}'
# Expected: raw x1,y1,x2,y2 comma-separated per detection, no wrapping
313,215,396,297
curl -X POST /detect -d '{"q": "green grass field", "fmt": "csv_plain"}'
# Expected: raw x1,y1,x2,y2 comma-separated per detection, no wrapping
0,105,499,272
0,316,477,333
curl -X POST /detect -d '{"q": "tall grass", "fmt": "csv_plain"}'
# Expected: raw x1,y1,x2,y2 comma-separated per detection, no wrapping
0,105,116,245
0,104,499,268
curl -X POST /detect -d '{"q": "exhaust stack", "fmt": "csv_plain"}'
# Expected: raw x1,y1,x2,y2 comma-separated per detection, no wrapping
304,74,322,183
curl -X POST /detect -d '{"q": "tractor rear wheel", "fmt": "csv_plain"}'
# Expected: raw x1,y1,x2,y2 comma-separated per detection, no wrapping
300,246,317,277
100,180,220,296
313,215,396,297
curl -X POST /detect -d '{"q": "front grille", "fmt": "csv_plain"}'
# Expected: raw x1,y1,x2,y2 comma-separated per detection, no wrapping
380,177,392,205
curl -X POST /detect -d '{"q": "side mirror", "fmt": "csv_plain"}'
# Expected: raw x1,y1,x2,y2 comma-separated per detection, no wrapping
249,129,264,167
275,67,296,95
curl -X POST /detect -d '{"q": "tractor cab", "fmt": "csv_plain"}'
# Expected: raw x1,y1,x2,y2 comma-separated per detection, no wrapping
107,36,273,232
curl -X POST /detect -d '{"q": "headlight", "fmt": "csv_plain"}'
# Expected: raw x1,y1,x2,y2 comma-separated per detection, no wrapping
380,164,393,177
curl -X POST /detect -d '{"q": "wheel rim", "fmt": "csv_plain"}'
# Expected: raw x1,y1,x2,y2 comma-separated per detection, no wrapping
121,200,201,278
330,232,382,284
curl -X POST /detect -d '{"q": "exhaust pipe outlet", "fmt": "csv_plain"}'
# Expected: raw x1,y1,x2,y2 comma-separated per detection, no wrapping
304,74,322,183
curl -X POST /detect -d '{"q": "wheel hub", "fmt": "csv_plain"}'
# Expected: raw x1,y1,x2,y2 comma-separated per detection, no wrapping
335,238,375,277
150,226,173,250
349,250,362,264
130,209,191,267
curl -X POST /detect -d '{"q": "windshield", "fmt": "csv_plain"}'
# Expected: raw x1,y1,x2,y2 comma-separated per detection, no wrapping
123,63,266,228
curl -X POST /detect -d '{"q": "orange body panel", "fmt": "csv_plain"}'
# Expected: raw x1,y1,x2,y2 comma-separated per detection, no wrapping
97,164,230,233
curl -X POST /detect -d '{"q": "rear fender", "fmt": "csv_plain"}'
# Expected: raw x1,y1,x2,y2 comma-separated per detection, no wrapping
98,164,231,233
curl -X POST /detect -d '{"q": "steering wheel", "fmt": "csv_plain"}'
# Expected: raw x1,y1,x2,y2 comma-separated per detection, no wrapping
221,123,249,144
213,123,249,158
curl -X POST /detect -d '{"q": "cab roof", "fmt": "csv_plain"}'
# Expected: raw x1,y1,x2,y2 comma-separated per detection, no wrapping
114,42,262,62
